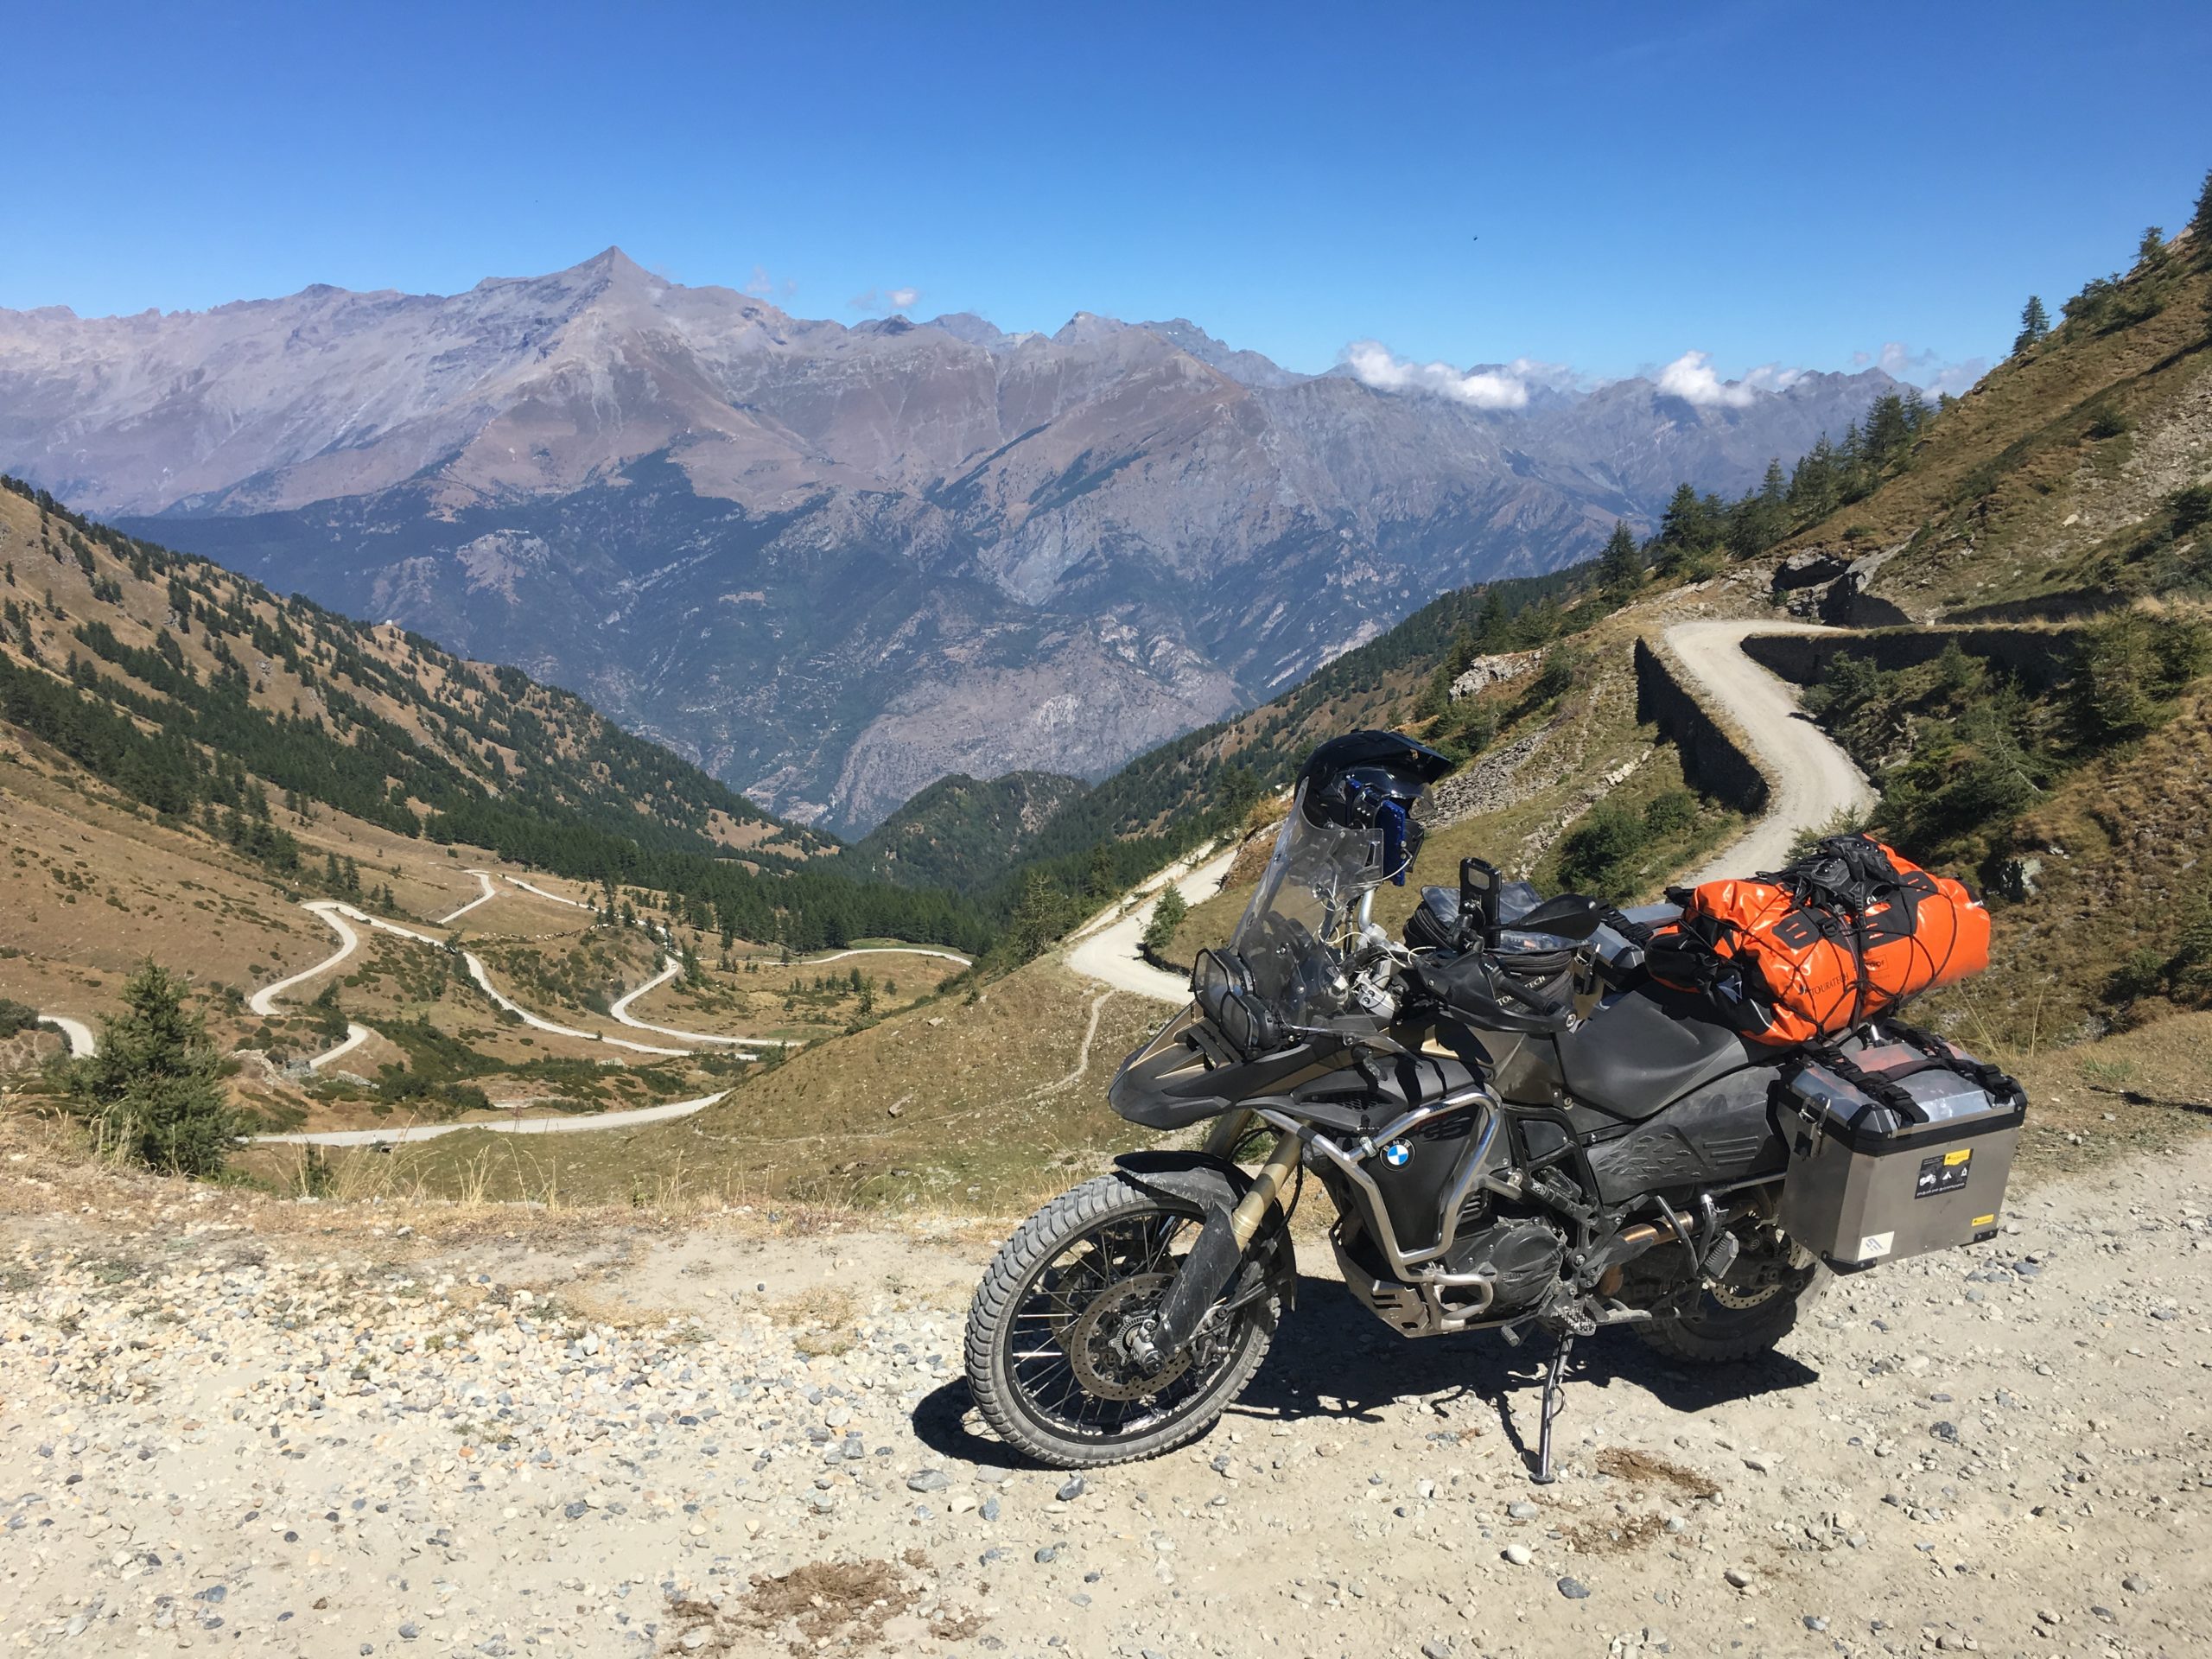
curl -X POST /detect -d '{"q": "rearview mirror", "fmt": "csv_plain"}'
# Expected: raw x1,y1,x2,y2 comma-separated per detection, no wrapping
1513,893,1604,942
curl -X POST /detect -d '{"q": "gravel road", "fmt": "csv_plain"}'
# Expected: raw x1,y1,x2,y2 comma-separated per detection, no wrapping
1066,843,1240,1003
5,1136,2203,1658
1665,620,1878,884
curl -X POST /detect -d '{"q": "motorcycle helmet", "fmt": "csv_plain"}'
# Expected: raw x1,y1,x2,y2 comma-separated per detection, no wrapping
1294,729,1452,887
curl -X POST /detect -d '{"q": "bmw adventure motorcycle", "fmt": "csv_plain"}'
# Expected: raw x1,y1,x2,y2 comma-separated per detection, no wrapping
963,731,2024,1479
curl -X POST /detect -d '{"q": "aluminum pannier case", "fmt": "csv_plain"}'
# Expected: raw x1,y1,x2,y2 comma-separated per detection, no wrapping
1774,1027,2024,1270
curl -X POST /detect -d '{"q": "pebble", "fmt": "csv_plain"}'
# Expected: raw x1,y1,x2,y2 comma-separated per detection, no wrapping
3,1147,2202,1657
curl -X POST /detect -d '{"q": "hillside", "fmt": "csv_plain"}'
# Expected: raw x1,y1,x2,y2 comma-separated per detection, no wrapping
2,251,1896,831
0,479,990,956
849,770,1090,892
1745,220,2212,1045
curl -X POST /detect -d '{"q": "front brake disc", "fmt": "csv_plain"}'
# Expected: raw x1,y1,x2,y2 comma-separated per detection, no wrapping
1065,1272,1192,1402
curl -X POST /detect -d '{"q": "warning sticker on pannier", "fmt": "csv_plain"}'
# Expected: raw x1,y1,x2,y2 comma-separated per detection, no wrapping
1915,1147,1972,1198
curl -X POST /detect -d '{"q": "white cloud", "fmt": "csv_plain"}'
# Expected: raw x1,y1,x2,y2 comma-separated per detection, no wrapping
1654,350,1810,409
1864,340,1988,398
743,264,774,297
1503,355,1586,392
848,284,921,314
1342,340,1531,409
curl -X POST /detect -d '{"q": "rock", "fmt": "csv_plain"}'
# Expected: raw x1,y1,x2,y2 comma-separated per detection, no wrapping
1503,1545,1534,1566
1507,1501,1541,1521
1742,1452,1776,1472
2123,1575,2150,1593
1034,1545,1060,1564
1803,1615,1829,1632
1724,1567,1753,1590
1448,650,1546,702
1558,1576,1591,1600
906,1470,950,1493
1056,1477,1087,1502
1773,550,1851,591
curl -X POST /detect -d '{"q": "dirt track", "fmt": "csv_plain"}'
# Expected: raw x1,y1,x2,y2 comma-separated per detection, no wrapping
1666,620,1879,883
3,1129,2204,1658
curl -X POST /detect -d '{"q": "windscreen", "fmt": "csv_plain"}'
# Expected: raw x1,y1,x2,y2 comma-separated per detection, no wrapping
1227,782,1394,1027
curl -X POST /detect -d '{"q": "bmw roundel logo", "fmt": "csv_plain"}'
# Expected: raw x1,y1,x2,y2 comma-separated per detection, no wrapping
1382,1140,1412,1168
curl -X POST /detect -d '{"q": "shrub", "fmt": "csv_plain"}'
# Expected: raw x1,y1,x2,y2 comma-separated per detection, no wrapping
2070,613,2207,742
1142,886,1188,958
67,960,236,1178
0,998,39,1039
2171,486,2212,538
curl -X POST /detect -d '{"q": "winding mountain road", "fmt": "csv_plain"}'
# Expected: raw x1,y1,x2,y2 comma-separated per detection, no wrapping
605,961,766,1054
1065,841,1241,1003
35,1015,96,1058
435,868,498,925
1664,618,1878,883
236,888,734,1142
250,1089,730,1147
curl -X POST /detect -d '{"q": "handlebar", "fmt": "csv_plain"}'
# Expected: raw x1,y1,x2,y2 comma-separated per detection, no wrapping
1403,949,1573,1036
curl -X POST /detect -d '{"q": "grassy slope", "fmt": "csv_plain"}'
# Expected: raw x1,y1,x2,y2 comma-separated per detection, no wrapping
1759,243,2212,1044
1779,250,2211,620
0,483,828,863
344,956,1166,1212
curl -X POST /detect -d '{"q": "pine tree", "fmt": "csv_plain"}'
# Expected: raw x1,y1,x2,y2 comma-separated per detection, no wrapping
1474,590,1510,651
2191,168,2212,253
1004,870,1065,963
2138,226,2167,268
1597,522,1644,594
2013,295,2051,354
70,960,235,1177
1142,885,1188,958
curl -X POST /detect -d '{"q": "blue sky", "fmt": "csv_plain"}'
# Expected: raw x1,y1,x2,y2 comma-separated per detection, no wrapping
5,1,2208,392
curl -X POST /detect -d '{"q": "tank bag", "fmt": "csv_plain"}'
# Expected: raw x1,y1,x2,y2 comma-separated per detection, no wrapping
1643,836,1990,1046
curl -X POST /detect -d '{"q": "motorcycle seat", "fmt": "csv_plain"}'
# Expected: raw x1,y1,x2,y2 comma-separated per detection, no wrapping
1555,985,1773,1121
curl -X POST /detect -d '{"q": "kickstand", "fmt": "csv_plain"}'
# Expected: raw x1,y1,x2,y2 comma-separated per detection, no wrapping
1532,1332,1575,1485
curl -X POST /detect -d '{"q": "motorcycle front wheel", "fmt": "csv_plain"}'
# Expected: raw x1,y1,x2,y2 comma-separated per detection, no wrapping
963,1173,1276,1467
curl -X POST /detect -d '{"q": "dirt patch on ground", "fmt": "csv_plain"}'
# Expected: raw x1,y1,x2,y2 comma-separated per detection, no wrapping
741,1558,916,1652
1593,1446,1720,1500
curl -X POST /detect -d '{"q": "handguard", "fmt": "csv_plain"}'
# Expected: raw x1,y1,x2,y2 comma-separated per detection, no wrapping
1405,950,1573,1036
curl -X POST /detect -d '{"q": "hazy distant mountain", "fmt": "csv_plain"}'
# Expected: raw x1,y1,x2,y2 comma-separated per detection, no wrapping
0,249,1895,831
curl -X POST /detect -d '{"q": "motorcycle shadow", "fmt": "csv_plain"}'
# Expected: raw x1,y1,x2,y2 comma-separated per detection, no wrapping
911,1273,1822,1476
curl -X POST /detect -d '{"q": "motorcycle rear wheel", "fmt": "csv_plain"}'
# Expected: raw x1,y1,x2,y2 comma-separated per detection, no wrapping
1634,1235,1827,1364
964,1173,1275,1467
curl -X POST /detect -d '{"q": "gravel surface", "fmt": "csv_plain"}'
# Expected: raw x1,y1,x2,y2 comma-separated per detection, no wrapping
3,1139,2207,1658
1665,620,1879,884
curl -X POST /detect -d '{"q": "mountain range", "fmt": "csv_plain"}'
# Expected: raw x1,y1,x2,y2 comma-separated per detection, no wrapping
0,249,1898,832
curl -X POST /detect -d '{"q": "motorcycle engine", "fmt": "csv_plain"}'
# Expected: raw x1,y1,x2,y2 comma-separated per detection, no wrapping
1446,1210,1567,1311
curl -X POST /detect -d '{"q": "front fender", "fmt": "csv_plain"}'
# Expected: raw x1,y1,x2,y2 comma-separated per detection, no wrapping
1112,1150,1300,1308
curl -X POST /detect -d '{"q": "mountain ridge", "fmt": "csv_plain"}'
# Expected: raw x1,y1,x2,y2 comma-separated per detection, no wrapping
2,251,1899,831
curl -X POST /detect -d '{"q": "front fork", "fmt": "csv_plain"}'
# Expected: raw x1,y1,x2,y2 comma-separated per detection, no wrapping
1127,1119,1300,1373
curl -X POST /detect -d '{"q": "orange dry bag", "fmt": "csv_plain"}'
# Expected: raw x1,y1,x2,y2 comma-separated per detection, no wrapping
1644,835,1990,1046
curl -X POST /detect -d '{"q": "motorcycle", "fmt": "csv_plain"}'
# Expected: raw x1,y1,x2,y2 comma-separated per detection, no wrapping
963,730,2021,1480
